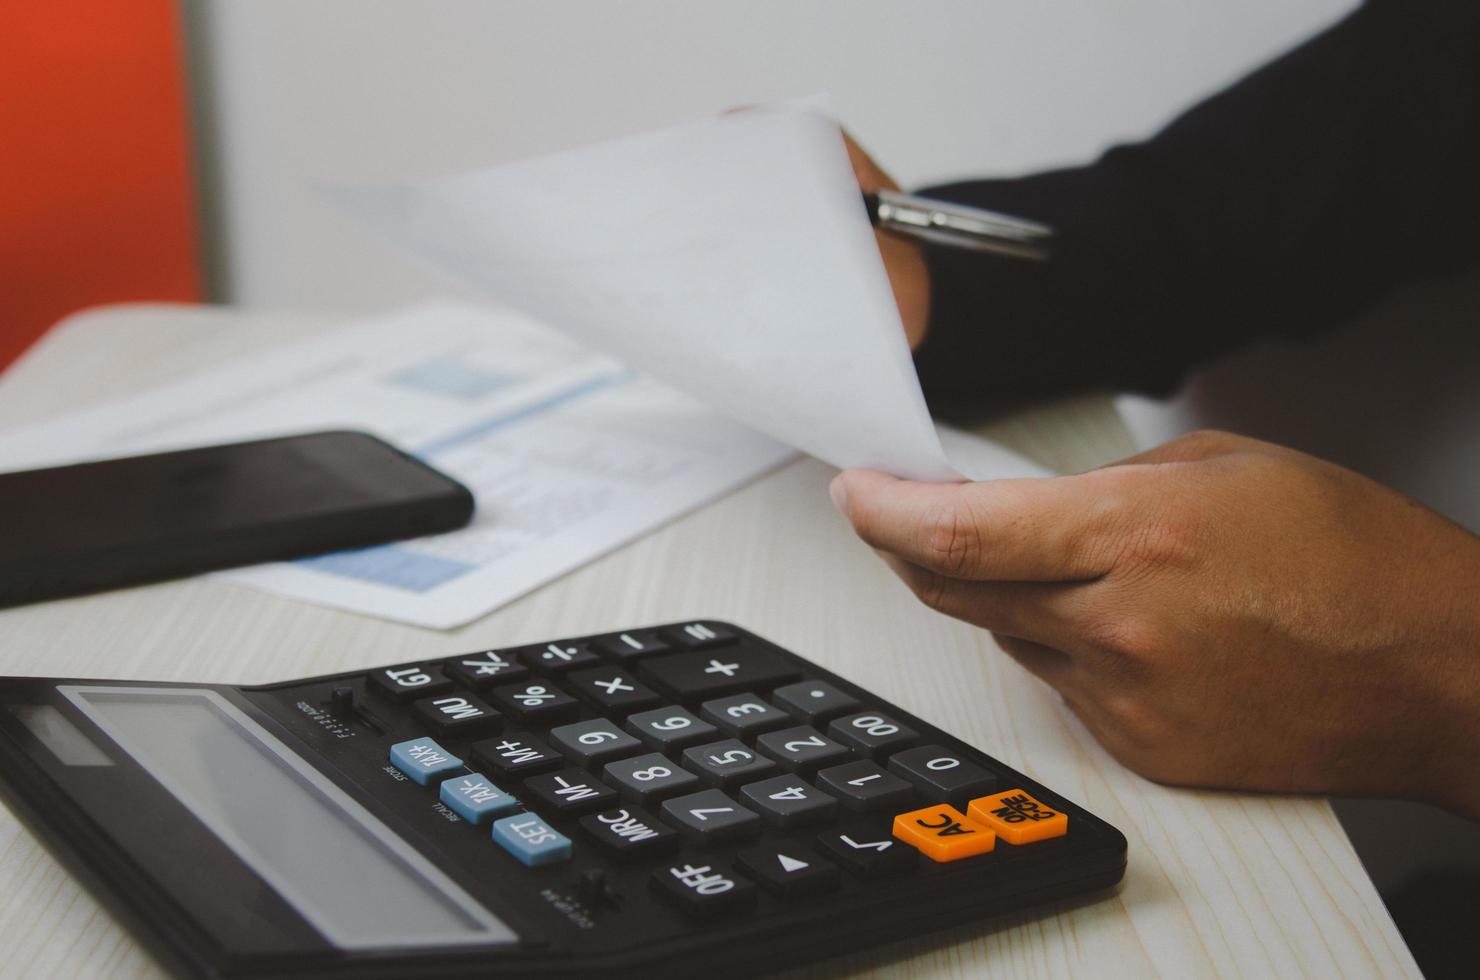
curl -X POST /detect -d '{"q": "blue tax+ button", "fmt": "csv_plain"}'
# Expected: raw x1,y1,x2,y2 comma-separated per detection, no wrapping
389,738,463,785
491,813,572,867
439,773,517,823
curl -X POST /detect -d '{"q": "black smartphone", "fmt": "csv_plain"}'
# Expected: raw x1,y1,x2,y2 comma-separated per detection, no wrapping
0,430,474,607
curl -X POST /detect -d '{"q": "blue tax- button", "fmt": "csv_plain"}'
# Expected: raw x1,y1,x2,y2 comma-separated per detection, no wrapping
491,814,572,867
439,773,517,824
389,738,463,785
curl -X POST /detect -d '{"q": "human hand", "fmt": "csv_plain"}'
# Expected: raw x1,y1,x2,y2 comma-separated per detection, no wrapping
830,431,1480,818
839,130,932,350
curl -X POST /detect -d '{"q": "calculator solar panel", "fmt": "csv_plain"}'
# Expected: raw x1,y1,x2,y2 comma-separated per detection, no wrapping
0,622,1126,979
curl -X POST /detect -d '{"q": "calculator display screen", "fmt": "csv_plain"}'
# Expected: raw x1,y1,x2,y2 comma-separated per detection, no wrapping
60,686,516,950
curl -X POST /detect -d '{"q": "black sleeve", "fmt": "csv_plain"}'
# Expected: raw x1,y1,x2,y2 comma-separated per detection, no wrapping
912,0,1480,415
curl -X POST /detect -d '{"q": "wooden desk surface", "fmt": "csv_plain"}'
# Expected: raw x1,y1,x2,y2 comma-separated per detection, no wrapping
0,305,1418,979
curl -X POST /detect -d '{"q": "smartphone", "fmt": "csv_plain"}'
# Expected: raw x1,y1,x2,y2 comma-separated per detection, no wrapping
0,430,474,607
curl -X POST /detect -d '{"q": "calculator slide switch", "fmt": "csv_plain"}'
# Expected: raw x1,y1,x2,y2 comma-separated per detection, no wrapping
967,790,1069,844
491,814,572,867
892,804,996,862
388,738,464,786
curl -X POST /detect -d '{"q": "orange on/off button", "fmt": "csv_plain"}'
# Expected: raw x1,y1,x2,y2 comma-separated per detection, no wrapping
891,804,996,862
967,789,1069,844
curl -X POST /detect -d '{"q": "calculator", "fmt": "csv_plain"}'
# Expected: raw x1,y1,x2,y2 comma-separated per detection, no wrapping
0,621,1126,979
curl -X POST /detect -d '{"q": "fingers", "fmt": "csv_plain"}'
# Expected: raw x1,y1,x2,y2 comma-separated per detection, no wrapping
833,468,1122,582
879,554,1092,651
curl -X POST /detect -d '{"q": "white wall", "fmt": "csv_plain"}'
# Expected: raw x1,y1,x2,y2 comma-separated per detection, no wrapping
194,0,1358,310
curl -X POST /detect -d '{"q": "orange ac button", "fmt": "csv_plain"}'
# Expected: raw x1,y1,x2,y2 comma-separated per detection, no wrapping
967,789,1068,844
891,804,996,862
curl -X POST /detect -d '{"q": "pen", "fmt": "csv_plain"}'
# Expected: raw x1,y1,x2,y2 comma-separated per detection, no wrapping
863,189,1054,261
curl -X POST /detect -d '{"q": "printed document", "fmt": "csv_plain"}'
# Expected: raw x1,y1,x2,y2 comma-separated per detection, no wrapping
0,306,795,628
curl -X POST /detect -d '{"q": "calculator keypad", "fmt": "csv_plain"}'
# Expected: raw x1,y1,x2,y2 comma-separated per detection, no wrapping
651,859,756,918
548,719,643,767
412,694,502,738
755,726,851,773
816,825,917,878
355,622,1100,943
388,737,463,785
514,641,603,674
660,789,762,843
439,773,518,823
681,739,775,789
489,681,581,726
816,760,915,813
736,843,841,898
523,768,619,816
604,752,701,805
566,667,663,716
624,707,718,751
443,650,528,689
369,665,453,702
592,630,671,661
699,692,792,737
888,745,998,805
658,621,740,649
471,733,562,779
739,775,839,828
491,813,572,867
827,711,919,759
580,806,680,858
638,648,800,702
771,680,860,724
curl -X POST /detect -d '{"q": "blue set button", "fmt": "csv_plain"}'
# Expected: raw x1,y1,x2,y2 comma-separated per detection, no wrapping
439,773,517,824
491,813,572,867
389,738,464,785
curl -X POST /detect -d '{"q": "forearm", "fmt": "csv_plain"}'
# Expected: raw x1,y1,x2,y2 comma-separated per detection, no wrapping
914,0,1480,415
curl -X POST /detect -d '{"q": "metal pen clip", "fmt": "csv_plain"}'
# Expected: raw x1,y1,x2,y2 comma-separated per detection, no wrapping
863,189,1054,261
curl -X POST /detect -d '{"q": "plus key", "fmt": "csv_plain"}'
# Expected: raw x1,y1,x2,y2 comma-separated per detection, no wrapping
638,648,800,703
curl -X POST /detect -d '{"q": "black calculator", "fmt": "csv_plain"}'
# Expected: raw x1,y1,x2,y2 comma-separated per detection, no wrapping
0,621,1126,979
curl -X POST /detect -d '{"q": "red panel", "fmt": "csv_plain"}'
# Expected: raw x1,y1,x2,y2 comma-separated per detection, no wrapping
0,0,202,372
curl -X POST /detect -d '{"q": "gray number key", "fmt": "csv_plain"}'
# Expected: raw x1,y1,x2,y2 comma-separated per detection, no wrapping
549,719,643,767
660,789,761,843
681,739,775,789
603,752,700,805
827,711,919,759
699,692,791,737
816,760,915,813
755,725,851,773
624,706,717,752
738,774,839,828
887,745,998,805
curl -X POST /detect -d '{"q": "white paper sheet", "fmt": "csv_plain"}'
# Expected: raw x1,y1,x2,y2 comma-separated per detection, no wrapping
0,305,796,628
331,105,1040,483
